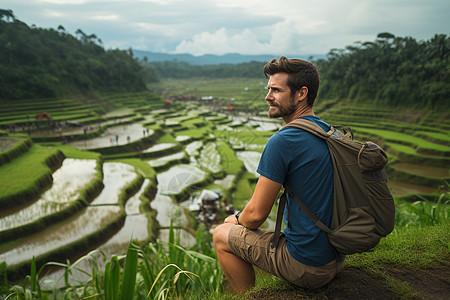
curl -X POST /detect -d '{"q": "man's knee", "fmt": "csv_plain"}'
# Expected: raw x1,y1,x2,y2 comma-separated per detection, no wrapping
213,223,233,250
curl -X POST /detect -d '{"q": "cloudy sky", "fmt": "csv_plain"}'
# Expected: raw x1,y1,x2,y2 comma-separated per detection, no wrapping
2,0,449,56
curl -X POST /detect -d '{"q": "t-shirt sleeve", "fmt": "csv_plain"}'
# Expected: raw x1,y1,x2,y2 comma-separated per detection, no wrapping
256,132,290,184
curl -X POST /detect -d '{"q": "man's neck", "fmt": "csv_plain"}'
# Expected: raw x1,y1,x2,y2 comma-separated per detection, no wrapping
282,105,315,124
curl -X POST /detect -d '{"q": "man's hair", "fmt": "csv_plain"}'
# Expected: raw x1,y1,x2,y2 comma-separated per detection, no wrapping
263,56,320,107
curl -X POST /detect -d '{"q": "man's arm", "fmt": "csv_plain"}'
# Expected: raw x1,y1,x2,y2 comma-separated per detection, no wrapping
225,175,281,229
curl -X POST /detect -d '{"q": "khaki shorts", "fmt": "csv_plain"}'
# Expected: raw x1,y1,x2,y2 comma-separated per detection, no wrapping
228,225,345,289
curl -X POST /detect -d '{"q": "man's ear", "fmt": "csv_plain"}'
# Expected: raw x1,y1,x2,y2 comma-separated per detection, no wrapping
297,86,308,102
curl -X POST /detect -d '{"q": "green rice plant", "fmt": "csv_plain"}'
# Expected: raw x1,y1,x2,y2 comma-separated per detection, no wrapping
356,127,450,154
233,172,256,209
394,189,449,228
120,243,138,300
140,221,223,299
176,126,211,139
4,257,49,300
157,133,177,143
216,140,244,175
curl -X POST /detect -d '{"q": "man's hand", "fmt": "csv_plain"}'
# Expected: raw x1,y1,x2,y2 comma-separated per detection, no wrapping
224,214,238,224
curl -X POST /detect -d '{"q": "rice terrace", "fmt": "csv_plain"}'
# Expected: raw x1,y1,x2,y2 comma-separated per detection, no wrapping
1,79,449,299
0,12,449,299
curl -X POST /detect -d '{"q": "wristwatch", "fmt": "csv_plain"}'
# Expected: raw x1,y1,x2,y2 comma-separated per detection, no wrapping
235,210,243,225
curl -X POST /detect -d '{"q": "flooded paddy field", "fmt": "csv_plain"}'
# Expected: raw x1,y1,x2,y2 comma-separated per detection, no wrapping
0,158,97,231
147,151,187,168
157,164,208,195
392,163,449,178
0,205,121,266
68,123,149,149
236,151,262,177
388,180,439,197
142,142,177,153
90,162,137,205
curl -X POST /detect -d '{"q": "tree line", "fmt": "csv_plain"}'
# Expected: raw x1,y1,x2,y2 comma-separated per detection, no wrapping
0,10,146,100
144,33,449,109
144,60,266,79
315,32,449,109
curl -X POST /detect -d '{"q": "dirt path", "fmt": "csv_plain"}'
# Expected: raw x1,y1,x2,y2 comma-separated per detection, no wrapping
248,264,450,300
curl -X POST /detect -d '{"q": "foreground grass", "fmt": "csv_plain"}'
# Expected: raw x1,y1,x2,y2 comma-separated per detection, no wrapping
1,191,449,299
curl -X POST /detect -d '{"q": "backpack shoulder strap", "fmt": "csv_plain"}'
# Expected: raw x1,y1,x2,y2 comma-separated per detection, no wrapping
283,118,333,140
285,185,331,233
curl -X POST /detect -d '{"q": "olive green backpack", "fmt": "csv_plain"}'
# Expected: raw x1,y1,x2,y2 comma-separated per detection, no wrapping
270,118,395,255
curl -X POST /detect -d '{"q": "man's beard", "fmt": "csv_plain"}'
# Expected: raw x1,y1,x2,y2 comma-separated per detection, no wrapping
268,96,297,118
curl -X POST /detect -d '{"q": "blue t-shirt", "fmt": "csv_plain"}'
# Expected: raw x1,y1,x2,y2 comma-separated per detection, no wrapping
257,115,336,266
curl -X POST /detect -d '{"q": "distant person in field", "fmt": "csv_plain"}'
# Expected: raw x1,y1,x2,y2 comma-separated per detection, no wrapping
213,57,344,293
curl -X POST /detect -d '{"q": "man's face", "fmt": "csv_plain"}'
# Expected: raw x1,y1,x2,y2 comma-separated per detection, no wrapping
265,72,297,119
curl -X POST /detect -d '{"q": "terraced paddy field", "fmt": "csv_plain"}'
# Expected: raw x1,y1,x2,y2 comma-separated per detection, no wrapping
0,85,449,290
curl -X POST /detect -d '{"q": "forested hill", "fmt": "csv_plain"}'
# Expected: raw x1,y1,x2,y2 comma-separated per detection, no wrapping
0,10,147,100
316,33,449,109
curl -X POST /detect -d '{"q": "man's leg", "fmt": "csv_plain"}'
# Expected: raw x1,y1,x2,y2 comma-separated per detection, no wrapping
213,223,255,293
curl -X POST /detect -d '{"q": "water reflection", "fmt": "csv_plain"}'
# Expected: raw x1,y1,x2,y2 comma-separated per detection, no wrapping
68,124,150,149
90,162,137,205
0,206,121,266
142,143,177,153
392,163,449,178
236,151,261,177
147,152,186,168
389,180,437,196
0,159,97,231
198,143,221,173
125,179,150,215
157,164,207,195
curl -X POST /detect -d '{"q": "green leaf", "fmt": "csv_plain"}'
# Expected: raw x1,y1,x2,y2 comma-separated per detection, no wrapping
120,243,138,300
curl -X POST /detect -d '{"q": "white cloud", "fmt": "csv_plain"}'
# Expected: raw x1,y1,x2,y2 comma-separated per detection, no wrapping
174,28,263,55
42,9,66,18
90,14,120,21
3,0,449,55
174,20,318,56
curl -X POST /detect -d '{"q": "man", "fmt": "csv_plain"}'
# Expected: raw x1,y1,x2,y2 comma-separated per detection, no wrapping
213,57,344,294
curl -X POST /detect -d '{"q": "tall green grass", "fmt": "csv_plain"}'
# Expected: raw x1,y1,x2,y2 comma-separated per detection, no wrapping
1,222,222,299
2,189,448,299
395,191,449,228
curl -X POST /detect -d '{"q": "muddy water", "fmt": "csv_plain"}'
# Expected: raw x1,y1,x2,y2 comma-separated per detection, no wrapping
236,151,261,177
185,141,203,164
151,193,196,247
0,206,121,266
68,123,150,149
157,164,207,195
214,174,236,190
0,159,97,231
198,143,221,173
388,181,438,196
152,165,209,246
90,162,137,205
392,163,449,178
41,179,152,287
142,142,177,153
147,152,186,168
125,179,150,215
175,135,192,143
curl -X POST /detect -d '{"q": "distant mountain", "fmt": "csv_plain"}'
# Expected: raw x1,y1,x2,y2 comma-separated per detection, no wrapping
133,50,326,65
